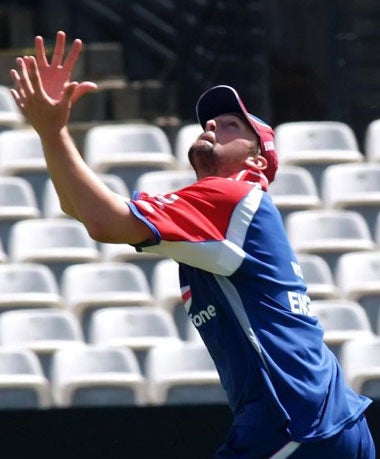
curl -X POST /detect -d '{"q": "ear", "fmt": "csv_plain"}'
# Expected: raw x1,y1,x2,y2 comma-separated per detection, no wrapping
245,155,267,170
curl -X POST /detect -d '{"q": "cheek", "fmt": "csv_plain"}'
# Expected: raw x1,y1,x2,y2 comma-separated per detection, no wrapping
216,132,236,145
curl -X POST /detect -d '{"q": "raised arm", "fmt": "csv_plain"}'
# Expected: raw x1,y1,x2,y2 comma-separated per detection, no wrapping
9,35,154,245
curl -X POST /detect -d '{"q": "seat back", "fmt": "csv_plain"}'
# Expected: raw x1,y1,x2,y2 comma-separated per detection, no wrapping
297,254,340,299
174,123,203,169
8,218,99,284
51,345,147,407
275,121,359,156
135,169,196,194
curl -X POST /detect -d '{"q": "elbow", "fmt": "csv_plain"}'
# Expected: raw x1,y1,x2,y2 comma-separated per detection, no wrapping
85,221,113,243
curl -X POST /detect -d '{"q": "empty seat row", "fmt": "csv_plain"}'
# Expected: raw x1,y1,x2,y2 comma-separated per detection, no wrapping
0,119,377,195
0,305,379,410
0,338,224,409
1,241,380,334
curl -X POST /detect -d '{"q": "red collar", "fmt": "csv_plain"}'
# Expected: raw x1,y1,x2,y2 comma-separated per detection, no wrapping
231,167,269,191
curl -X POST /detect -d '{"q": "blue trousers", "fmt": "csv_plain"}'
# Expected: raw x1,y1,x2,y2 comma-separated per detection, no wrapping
214,414,376,459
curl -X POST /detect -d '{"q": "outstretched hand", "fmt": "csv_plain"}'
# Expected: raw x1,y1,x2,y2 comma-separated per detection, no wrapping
9,30,98,135
10,54,78,136
18,31,97,103
31,30,97,103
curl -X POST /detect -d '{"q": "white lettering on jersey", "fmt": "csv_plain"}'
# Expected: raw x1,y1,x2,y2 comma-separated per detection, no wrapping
153,193,179,209
189,304,216,327
287,291,311,316
138,201,155,213
291,261,304,279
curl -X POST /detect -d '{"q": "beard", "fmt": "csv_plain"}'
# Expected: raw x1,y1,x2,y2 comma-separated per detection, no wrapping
187,140,218,177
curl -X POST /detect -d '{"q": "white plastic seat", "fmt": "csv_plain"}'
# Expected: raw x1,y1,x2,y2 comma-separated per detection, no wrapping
0,85,24,127
0,176,40,251
89,306,180,349
51,345,148,407
268,165,321,221
340,336,380,397
0,238,7,263
0,348,50,409
321,163,380,238
0,262,62,310
297,254,340,300
310,300,374,362
89,306,180,375
0,129,49,207
274,121,363,190
286,209,375,275
84,123,177,192
42,174,130,219
0,308,85,377
145,341,227,405
100,242,164,287
8,218,100,285
151,258,188,340
61,262,154,337
376,212,380,246
135,169,196,194
174,123,203,169
364,119,380,163
335,251,380,333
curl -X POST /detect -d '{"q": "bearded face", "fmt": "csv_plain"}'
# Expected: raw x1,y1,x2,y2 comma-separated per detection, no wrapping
188,114,261,179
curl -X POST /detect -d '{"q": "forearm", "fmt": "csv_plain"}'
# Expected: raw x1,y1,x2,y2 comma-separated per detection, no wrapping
10,51,154,245
40,126,130,240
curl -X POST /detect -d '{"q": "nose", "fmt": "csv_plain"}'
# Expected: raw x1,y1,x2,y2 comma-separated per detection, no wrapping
205,119,216,132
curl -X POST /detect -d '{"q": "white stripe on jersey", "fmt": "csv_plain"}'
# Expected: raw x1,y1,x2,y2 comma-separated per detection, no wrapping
226,186,263,248
143,239,245,276
270,441,300,458
213,273,268,368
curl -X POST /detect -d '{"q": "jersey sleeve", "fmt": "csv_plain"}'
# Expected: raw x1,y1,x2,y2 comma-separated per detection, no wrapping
128,177,262,275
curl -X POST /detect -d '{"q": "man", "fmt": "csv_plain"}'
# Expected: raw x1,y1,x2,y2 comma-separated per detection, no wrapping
10,31,375,458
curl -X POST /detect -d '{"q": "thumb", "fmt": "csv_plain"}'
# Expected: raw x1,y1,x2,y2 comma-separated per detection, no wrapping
61,81,78,106
71,81,98,104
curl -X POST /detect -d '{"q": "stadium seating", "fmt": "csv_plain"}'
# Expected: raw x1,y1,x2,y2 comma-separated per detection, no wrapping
0,84,24,128
0,262,62,311
84,123,177,192
297,254,341,300
174,123,203,169
61,262,154,338
8,218,100,285
0,308,85,378
286,209,375,275
364,119,380,163
88,306,180,374
100,242,165,287
50,345,148,407
0,348,50,409
268,165,322,222
321,163,380,239
0,128,49,208
145,341,227,405
135,169,196,194
335,250,380,333
274,121,364,191
310,300,374,362
340,336,380,398
151,258,189,339
0,176,40,252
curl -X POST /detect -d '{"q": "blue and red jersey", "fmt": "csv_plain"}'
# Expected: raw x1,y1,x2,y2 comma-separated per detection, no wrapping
128,169,371,443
